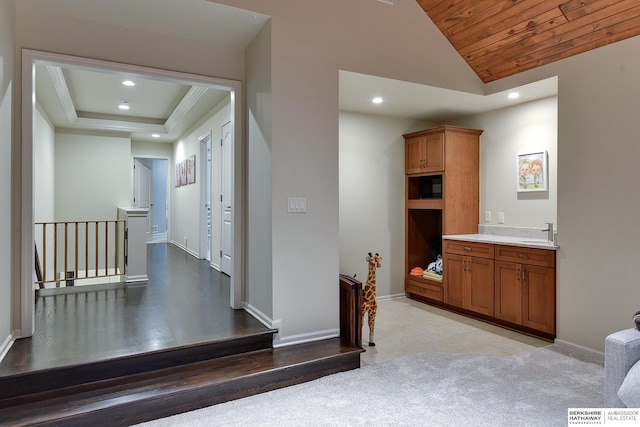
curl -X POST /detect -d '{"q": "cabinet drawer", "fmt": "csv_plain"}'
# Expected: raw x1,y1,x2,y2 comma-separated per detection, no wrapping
406,280,443,302
495,245,555,268
443,240,494,259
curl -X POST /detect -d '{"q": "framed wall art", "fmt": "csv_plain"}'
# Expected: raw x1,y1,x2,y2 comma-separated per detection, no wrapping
517,151,547,192
187,155,196,184
175,162,182,187
180,160,187,186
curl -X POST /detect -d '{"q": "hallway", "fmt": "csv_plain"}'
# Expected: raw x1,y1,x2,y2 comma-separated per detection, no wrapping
0,243,268,376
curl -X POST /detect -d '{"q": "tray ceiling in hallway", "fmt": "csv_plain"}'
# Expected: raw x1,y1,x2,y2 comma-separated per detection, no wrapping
416,0,640,83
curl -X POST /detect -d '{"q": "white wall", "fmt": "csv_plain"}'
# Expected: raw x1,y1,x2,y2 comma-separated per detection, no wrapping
451,96,558,229
172,97,231,261
32,105,57,282
33,104,55,223
131,140,173,159
0,0,14,358
246,22,273,322
54,132,131,221
339,112,435,298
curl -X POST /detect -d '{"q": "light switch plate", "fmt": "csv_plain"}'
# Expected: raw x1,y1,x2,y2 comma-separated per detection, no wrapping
484,211,491,222
498,212,505,224
288,196,307,213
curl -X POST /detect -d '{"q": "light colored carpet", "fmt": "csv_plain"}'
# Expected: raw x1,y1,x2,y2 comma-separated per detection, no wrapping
137,346,603,427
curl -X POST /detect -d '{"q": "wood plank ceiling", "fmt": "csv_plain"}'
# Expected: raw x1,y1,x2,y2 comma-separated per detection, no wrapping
416,0,640,83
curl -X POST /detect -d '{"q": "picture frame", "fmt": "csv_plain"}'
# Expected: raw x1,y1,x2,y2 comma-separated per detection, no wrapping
187,155,196,184
517,151,547,192
180,160,187,186
175,162,181,187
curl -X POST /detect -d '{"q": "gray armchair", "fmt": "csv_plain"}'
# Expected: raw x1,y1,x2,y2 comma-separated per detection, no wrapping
605,328,640,407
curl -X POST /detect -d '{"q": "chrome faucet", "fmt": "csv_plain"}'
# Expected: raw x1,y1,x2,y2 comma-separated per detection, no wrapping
542,222,554,242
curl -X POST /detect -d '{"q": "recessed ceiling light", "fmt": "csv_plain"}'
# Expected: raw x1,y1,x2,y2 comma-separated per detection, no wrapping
372,97,384,104
118,100,130,110
152,134,160,138
507,92,520,100
122,80,135,87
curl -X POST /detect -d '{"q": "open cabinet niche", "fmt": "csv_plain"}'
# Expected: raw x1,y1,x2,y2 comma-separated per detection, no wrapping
406,209,442,270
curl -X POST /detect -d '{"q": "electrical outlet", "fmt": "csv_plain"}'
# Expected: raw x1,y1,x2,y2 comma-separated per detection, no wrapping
484,211,491,222
498,212,505,224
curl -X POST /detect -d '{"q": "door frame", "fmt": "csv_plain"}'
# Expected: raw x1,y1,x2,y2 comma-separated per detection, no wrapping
220,119,233,276
20,49,245,337
199,133,213,265
133,158,153,242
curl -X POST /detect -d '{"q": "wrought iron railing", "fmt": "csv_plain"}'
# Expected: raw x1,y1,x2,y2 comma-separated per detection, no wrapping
34,220,126,288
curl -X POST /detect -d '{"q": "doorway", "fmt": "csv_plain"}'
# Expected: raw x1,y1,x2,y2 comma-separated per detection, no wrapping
21,49,245,338
134,157,168,243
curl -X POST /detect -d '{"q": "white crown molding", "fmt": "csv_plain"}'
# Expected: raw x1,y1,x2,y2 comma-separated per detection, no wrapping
164,86,208,132
46,65,77,126
73,117,166,134
41,55,218,138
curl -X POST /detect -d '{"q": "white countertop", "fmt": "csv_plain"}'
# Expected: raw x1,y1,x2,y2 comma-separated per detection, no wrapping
444,234,558,250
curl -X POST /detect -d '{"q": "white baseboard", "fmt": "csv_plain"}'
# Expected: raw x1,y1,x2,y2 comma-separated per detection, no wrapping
243,302,340,348
149,232,167,243
0,330,18,364
244,302,274,331
378,293,407,303
170,241,200,259
273,328,340,348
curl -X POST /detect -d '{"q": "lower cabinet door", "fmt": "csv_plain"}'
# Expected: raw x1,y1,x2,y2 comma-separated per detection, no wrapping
465,257,494,316
523,265,556,334
495,261,523,325
444,253,464,308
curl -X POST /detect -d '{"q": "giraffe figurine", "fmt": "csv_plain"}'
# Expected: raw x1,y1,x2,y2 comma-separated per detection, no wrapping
361,252,382,347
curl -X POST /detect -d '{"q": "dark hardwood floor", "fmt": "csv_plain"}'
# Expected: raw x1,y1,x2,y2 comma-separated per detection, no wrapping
0,243,270,376
0,243,363,426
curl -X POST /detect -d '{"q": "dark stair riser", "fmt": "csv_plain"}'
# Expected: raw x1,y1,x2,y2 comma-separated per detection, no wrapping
0,331,276,402
2,349,361,427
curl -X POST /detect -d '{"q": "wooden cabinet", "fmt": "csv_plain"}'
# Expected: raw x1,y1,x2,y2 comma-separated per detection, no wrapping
495,245,556,335
443,240,556,338
404,126,483,303
443,241,494,316
403,125,556,339
405,132,444,174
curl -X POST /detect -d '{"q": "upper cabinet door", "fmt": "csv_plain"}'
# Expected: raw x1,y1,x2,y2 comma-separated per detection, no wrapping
424,132,444,172
405,136,426,174
405,132,445,175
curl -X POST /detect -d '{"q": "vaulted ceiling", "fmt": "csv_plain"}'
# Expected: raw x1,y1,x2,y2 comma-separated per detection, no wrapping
417,0,640,83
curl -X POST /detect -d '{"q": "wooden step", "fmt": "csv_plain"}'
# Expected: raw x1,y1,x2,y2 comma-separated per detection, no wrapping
0,338,363,427
0,330,277,402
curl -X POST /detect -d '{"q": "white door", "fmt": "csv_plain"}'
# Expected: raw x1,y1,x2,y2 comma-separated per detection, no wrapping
133,159,152,241
220,121,232,275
